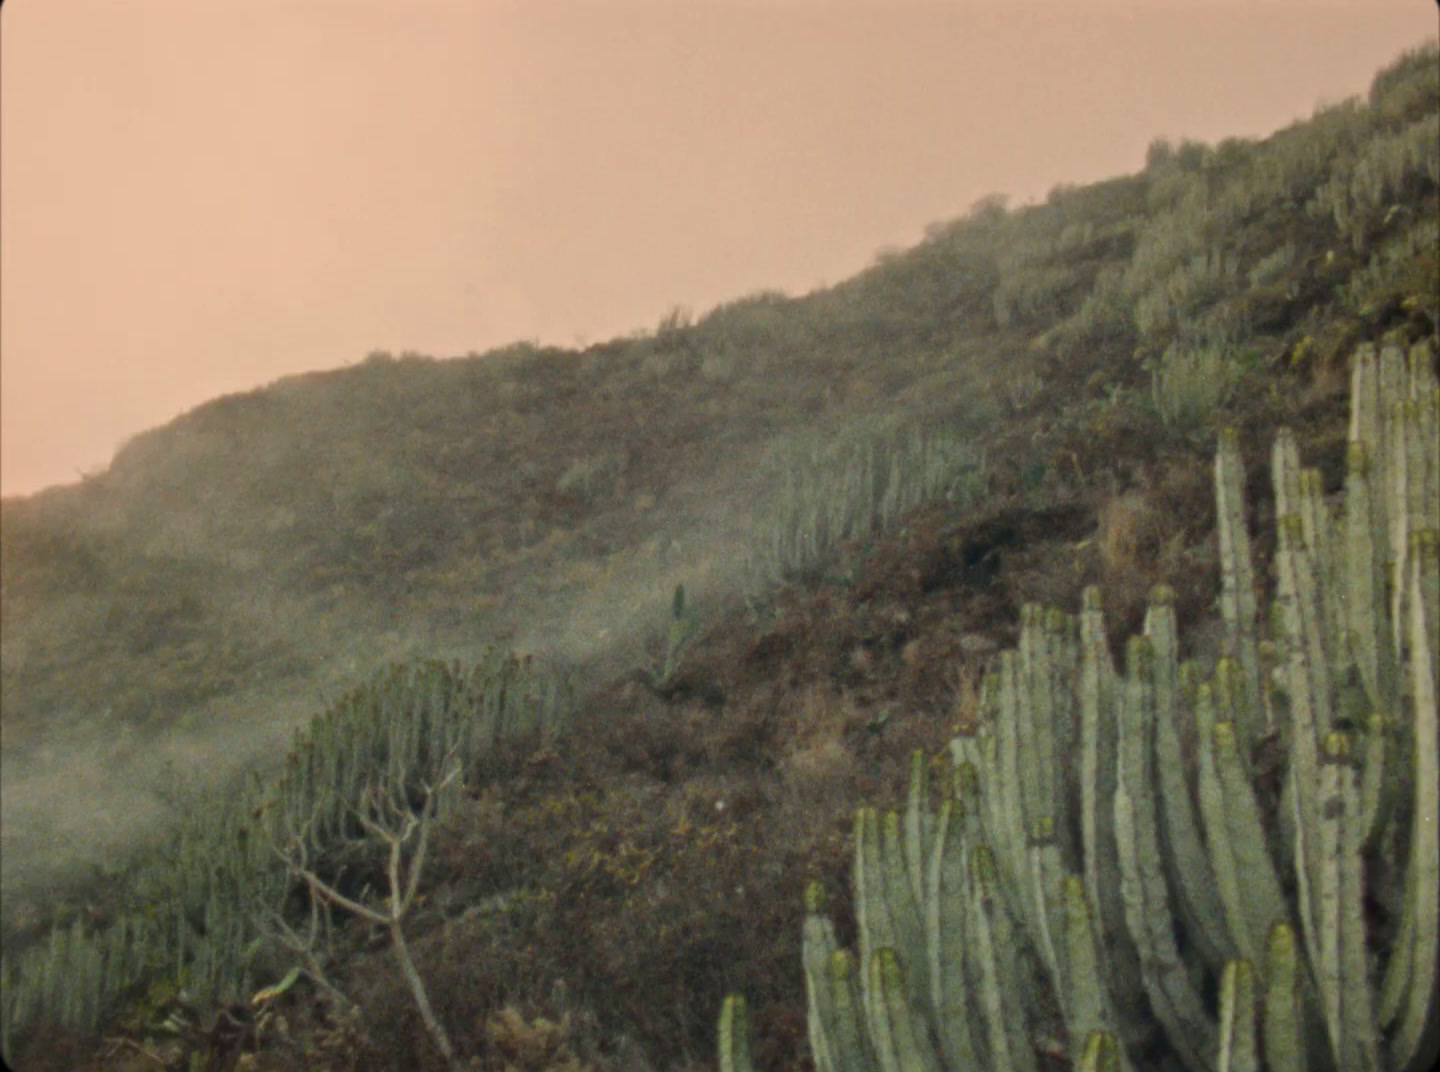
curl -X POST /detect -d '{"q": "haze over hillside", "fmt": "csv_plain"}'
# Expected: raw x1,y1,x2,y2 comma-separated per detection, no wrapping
2,36,1436,931
0,34,1436,1071
2,0,1432,496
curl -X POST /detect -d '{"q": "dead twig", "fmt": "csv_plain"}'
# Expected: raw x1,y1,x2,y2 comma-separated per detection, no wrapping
274,757,465,1071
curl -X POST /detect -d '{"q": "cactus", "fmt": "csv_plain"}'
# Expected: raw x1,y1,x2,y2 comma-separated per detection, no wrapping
720,339,1439,1071
1145,588,1235,977
1262,923,1306,1072
1,652,577,1060
718,995,755,1072
1215,958,1258,1072
663,583,698,684
1215,426,1266,740
1196,715,1289,970
1114,635,1216,1069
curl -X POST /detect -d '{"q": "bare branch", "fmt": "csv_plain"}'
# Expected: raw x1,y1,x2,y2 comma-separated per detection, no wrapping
254,901,349,1009
264,752,464,1070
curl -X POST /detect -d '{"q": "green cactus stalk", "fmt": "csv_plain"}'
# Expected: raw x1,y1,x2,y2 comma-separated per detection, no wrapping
1216,958,1258,1072
1078,587,1119,921
1343,441,1398,718
1215,427,1265,740
969,846,1039,1072
998,610,1070,1005
904,751,936,928
1197,713,1290,970
880,809,929,1010
1016,605,1057,840
994,650,1030,887
1146,587,1235,975
1298,466,1344,668
866,948,944,1072
1380,529,1439,1070
719,994,755,1072
1113,636,1216,1069
1347,343,1380,457
1262,924,1306,1072
924,801,982,1072
1062,876,1119,1070
1290,731,1375,1069
1390,398,1419,650
1272,430,1303,548
853,808,896,984
804,882,851,1072
1078,1032,1122,1072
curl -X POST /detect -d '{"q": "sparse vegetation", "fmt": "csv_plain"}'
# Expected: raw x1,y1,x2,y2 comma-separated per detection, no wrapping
1148,341,1237,433
1,38,1436,1072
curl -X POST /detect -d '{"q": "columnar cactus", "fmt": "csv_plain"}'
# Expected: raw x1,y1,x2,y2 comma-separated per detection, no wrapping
0,652,578,1059
720,338,1439,1072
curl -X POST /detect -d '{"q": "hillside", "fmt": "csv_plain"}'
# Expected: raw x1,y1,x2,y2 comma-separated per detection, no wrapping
1,40,1436,1072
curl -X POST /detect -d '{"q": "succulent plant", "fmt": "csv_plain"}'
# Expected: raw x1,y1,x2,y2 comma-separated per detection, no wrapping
721,339,1439,1072
0,651,578,1060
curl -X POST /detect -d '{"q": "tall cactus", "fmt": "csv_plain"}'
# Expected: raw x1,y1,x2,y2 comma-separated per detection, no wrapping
720,338,1439,1072
1215,426,1266,741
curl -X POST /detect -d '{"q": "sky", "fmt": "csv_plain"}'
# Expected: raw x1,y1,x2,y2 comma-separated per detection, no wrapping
1,1,1434,498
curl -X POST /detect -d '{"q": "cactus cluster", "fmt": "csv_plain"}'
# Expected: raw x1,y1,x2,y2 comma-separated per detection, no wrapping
744,422,987,596
721,339,1438,1072
0,651,577,1060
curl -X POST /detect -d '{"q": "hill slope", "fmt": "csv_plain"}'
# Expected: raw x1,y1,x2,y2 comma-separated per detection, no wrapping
1,39,1436,1072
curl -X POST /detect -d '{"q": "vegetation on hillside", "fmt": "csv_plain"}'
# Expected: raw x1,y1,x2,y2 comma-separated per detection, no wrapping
719,339,1435,1072
0,38,1436,1072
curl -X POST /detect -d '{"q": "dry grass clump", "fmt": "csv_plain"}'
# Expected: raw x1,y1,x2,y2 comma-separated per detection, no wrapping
777,685,859,789
481,1006,594,1072
947,660,985,733
782,734,854,790
1093,467,1210,637
1097,488,1159,580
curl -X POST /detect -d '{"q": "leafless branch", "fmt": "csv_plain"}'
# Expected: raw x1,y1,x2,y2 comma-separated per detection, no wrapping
268,757,464,1070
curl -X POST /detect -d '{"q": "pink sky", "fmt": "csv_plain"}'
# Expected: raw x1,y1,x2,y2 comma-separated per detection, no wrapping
1,1,1433,498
